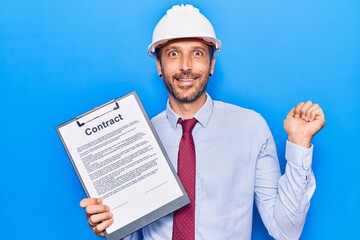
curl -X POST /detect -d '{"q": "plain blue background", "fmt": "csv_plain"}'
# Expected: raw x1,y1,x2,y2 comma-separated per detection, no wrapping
1,0,359,239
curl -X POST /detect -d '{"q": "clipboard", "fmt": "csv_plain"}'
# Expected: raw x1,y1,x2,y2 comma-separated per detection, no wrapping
56,91,189,240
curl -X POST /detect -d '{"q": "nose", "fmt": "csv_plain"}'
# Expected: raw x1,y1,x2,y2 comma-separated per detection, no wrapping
180,55,192,72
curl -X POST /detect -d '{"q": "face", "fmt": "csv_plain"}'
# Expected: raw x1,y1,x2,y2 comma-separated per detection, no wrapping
156,39,216,104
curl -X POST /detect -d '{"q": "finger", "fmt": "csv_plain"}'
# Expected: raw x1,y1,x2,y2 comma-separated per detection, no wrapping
92,218,115,236
88,211,113,226
306,104,320,121
80,198,102,208
299,100,313,120
293,102,305,118
86,204,111,215
313,107,326,126
286,107,295,118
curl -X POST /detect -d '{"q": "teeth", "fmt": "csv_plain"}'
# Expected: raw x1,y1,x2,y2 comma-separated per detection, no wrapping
178,78,194,82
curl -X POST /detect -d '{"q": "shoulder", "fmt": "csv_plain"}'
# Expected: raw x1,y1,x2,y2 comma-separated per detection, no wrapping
213,100,261,119
151,110,167,127
212,100,274,142
212,100,270,130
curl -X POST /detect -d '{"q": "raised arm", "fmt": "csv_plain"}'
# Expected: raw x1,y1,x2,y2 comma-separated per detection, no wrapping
255,101,325,239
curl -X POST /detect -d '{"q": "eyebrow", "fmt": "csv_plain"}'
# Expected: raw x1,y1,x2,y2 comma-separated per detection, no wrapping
163,45,207,53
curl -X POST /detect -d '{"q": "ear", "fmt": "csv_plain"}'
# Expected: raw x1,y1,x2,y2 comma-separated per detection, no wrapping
156,59,163,77
210,57,216,76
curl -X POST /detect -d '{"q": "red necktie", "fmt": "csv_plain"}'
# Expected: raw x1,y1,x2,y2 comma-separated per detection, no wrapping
172,118,197,240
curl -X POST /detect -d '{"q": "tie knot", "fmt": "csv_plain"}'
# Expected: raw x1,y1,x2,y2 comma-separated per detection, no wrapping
178,118,198,133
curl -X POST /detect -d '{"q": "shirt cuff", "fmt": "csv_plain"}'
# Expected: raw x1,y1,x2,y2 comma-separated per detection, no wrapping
285,140,314,171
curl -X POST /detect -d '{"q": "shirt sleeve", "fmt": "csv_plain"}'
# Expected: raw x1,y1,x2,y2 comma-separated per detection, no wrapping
254,116,316,240
276,141,315,235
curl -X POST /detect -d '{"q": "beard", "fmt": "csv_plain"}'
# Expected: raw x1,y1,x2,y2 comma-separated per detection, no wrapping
162,70,210,103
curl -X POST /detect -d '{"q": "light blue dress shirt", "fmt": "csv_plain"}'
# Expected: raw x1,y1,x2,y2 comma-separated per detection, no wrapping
125,94,315,240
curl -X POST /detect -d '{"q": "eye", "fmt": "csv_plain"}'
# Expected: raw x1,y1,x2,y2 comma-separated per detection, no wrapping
193,50,203,57
168,50,179,57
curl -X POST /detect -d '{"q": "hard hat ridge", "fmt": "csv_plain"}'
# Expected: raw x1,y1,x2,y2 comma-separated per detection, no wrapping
148,4,222,57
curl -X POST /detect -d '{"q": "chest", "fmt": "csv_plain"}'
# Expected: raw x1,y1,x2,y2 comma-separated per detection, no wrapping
159,124,260,194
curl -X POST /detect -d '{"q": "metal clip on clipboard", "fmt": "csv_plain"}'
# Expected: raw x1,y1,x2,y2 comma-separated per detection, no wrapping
76,100,120,127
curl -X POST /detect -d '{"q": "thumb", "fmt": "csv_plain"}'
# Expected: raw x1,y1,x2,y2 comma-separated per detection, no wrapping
286,107,295,118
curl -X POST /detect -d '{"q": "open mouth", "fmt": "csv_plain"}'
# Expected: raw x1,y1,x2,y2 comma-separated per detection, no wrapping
174,77,198,87
176,77,196,82
174,73,201,83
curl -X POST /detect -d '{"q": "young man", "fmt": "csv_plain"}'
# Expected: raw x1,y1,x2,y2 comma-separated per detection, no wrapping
80,5,325,239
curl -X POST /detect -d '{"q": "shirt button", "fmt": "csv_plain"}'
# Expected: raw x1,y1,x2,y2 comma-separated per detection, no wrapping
303,155,311,170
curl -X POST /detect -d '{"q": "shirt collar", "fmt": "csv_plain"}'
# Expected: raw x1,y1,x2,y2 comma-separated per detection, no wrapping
166,93,214,130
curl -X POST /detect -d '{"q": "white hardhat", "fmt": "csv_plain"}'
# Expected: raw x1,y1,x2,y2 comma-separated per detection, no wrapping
148,4,222,57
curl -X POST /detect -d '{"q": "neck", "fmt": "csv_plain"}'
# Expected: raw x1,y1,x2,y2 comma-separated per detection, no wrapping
169,93,207,119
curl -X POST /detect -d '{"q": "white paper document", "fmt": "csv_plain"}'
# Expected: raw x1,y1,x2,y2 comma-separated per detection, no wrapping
57,92,189,240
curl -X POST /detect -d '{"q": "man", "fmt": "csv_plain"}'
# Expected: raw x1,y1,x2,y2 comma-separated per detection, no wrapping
80,4,325,239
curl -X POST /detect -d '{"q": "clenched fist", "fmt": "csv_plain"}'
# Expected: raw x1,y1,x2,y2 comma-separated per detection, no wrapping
284,101,326,148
